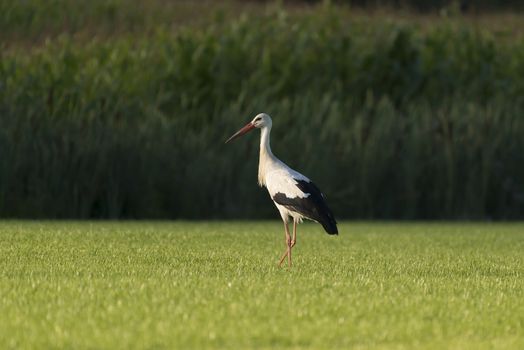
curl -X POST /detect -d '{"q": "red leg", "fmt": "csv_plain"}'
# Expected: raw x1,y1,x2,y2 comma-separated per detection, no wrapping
278,221,292,267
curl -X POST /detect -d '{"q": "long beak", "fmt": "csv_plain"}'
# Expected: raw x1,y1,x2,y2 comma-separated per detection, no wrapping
225,122,256,143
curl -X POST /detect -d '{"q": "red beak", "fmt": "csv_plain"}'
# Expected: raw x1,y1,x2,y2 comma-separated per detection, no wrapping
225,122,256,143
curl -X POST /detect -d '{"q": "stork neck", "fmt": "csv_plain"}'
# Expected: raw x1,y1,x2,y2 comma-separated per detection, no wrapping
259,126,273,158
258,126,276,186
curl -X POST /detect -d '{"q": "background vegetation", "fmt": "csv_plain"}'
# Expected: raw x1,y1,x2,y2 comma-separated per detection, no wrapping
1,0,524,219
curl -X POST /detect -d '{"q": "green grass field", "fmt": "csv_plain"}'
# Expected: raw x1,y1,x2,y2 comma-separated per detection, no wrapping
1,221,523,349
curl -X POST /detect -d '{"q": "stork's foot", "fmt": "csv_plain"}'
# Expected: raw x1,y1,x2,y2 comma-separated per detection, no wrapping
278,235,292,267
278,251,292,267
278,250,287,267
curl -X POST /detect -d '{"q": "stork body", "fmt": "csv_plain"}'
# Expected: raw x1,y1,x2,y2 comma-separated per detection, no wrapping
226,113,337,267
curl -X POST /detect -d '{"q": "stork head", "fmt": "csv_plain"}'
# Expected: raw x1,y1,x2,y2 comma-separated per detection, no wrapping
225,113,272,143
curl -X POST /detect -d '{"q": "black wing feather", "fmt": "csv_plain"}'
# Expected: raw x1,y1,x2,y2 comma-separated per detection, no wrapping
272,179,338,235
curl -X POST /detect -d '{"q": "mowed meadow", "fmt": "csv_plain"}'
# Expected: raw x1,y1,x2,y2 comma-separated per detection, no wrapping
2,1,524,220
1,221,523,349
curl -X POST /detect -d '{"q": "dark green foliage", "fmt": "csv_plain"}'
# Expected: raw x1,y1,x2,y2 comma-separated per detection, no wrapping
1,10,524,219
325,0,523,12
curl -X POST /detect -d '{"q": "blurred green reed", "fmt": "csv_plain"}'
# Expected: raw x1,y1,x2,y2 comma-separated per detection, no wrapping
1,6,524,219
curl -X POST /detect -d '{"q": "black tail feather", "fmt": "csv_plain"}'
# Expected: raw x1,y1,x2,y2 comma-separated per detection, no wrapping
320,216,338,235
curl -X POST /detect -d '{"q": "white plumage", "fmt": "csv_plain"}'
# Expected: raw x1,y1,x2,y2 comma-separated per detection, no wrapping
267,169,311,223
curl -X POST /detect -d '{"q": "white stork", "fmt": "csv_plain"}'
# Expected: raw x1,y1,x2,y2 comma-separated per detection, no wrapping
226,113,338,267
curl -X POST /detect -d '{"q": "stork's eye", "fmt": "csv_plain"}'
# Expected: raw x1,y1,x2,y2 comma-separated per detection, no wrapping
254,117,261,122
